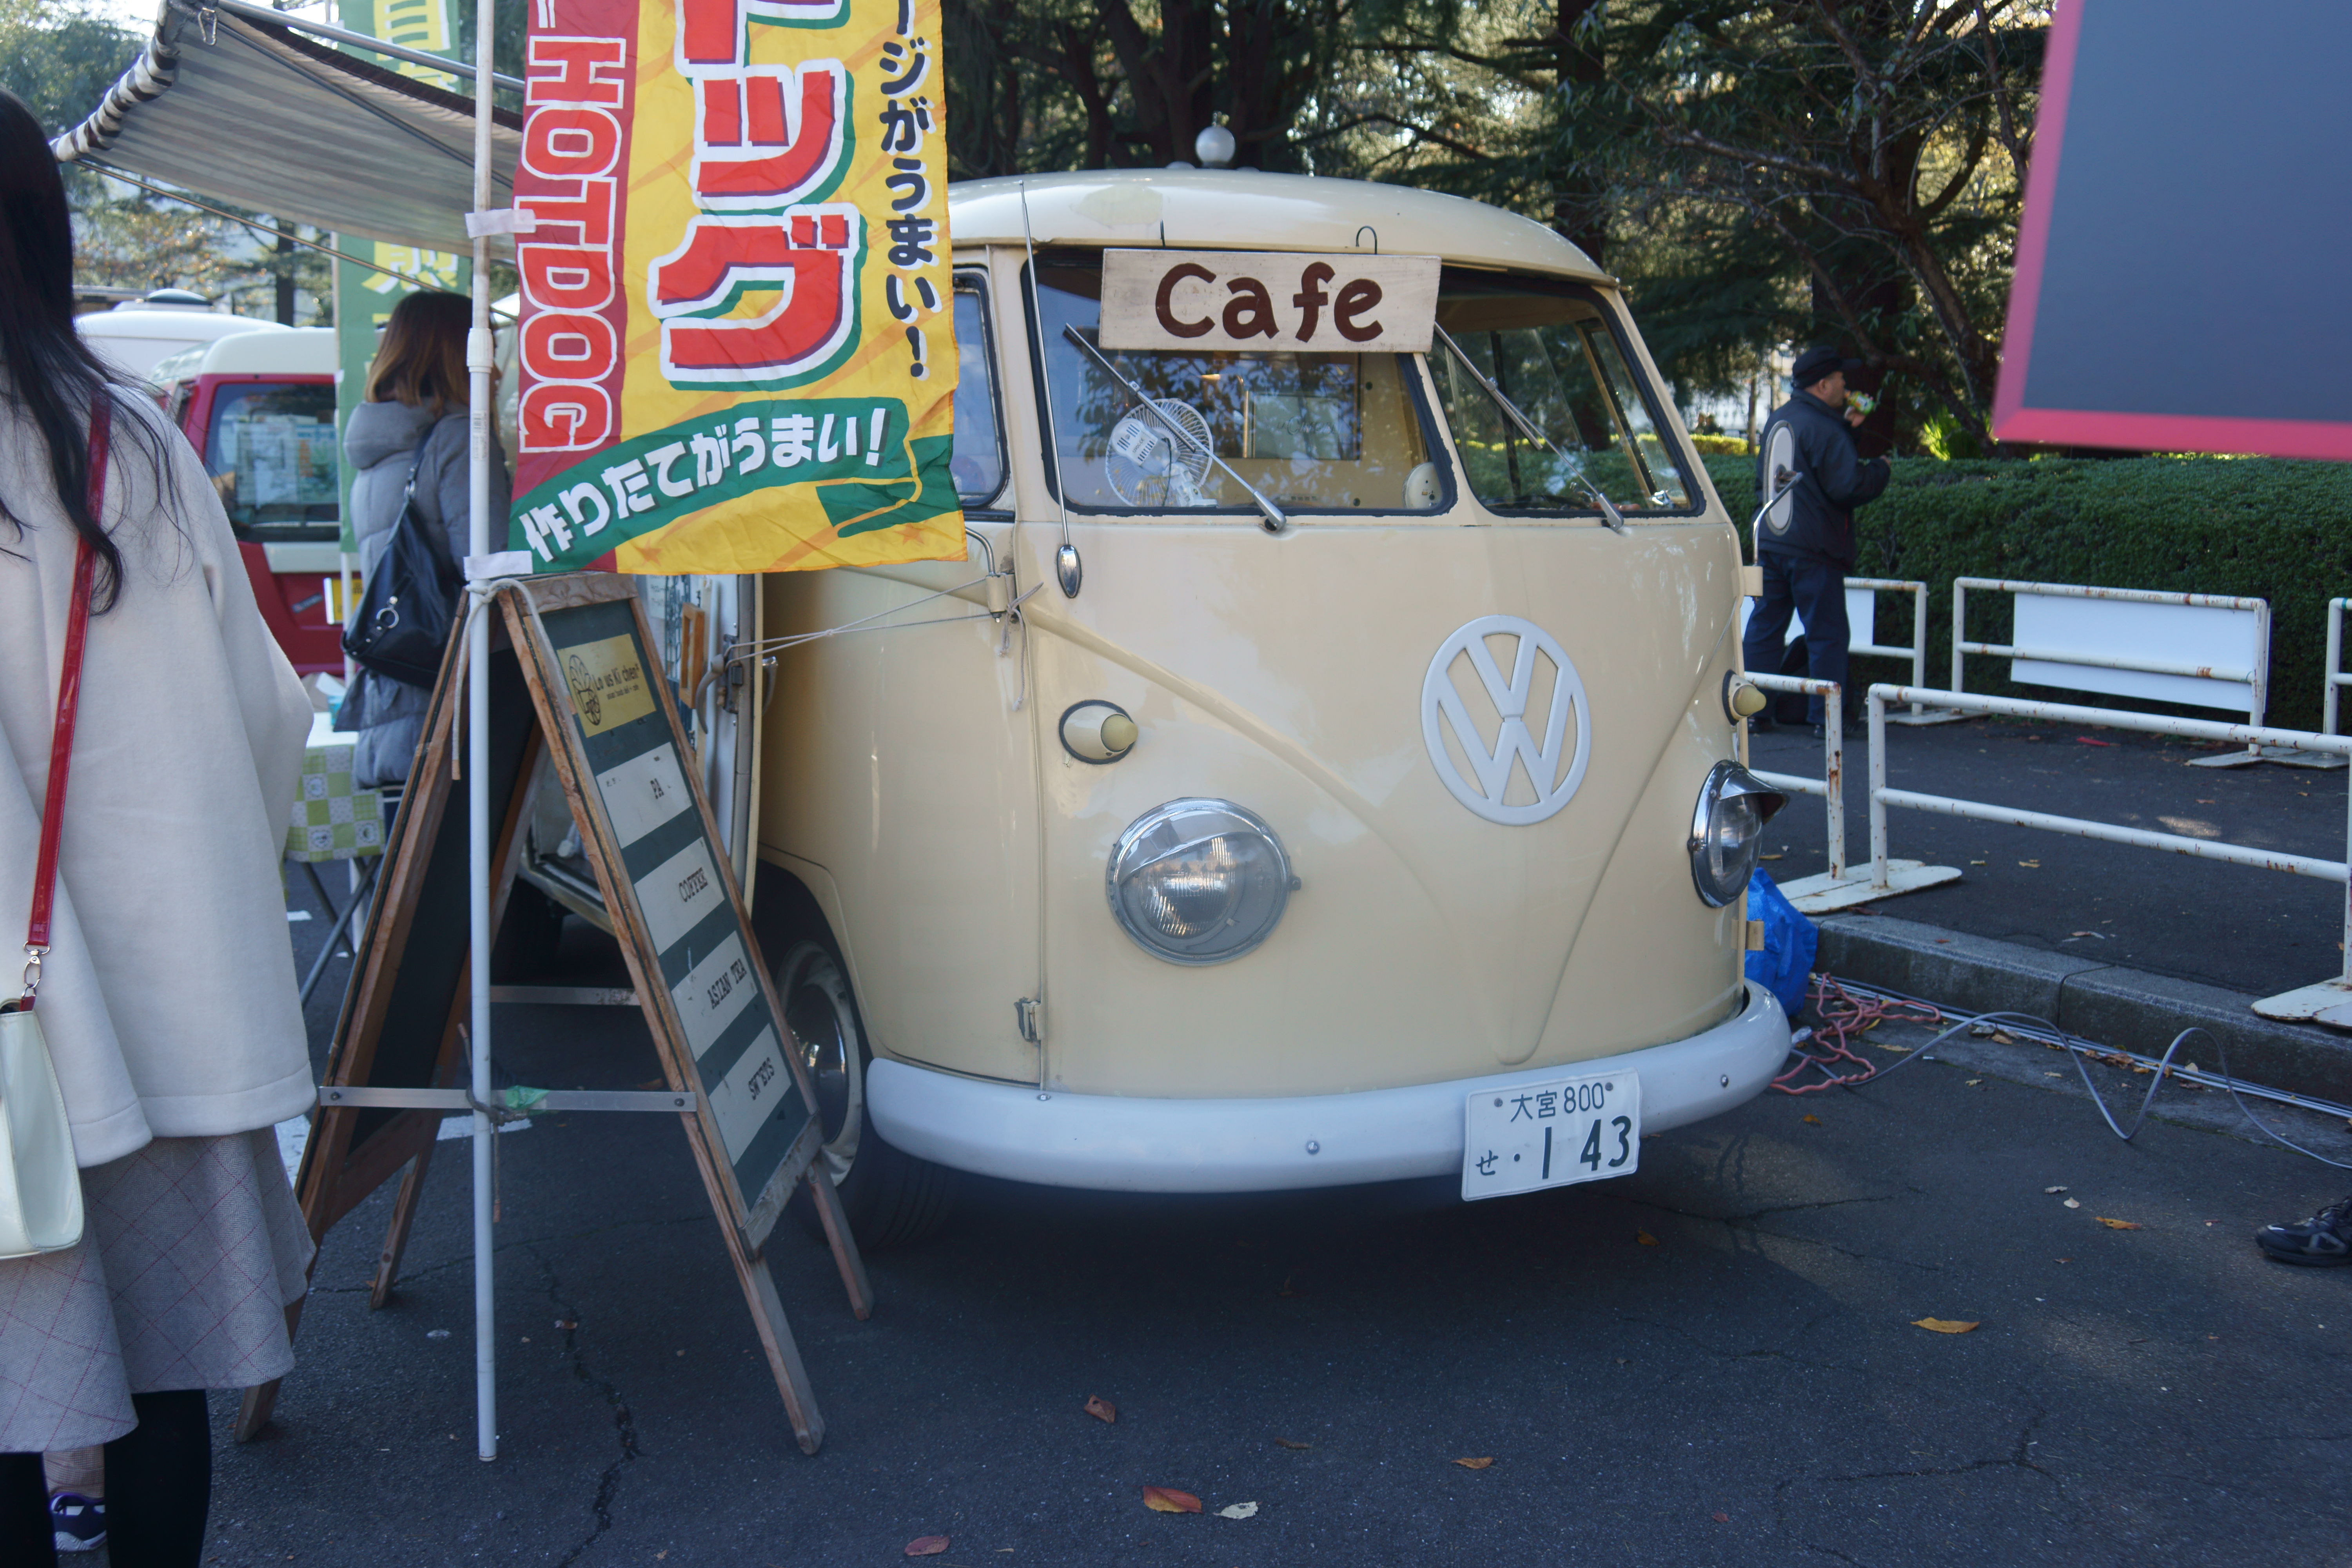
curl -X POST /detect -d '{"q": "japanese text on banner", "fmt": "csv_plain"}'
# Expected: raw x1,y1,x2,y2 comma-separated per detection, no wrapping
509,0,961,575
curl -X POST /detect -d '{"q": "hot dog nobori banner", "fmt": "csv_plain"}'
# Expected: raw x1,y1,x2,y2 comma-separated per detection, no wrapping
509,0,961,574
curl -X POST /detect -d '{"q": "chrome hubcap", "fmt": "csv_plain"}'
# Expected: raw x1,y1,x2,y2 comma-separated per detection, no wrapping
777,942,861,1184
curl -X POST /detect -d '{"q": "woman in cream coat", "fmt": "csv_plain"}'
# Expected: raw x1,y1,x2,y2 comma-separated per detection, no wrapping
0,93,316,1566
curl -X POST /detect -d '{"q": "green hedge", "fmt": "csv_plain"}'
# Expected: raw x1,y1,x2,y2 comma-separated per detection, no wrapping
1697,452,2352,732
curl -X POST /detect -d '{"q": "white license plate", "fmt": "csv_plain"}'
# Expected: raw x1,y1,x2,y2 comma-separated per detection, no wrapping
1461,1071,1640,1200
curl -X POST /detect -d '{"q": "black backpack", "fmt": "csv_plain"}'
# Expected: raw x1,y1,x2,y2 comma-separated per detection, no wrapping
342,430,461,689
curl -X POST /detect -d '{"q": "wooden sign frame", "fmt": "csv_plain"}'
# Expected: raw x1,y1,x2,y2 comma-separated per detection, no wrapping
246,574,868,1454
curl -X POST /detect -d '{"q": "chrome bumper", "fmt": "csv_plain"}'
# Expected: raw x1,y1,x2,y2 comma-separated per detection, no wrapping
866,984,1790,1193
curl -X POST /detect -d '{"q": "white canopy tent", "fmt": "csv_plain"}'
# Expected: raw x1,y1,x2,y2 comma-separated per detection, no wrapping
51,0,519,256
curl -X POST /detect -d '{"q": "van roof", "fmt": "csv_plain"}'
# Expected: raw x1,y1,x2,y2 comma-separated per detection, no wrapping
196,326,338,377
76,309,282,342
947,170,1606,283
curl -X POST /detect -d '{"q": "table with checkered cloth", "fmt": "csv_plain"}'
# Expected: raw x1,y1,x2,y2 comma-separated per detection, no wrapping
285,731,384,863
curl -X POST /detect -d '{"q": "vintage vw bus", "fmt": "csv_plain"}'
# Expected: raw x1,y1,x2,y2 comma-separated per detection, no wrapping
735,170,1788,1244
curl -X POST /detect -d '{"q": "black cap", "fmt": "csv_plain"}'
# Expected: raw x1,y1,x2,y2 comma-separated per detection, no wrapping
1791,346,1862,387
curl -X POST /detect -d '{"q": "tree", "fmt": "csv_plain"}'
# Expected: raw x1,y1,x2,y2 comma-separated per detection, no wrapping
1,0,141,203
940,0,1370,178
1566,2,2046,450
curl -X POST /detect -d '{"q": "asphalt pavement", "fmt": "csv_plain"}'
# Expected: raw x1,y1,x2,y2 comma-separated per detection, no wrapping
191,899,2352,1567
1750,714,2348,999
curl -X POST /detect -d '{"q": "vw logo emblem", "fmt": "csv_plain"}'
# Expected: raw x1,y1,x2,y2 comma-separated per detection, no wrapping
1421,615,1591,826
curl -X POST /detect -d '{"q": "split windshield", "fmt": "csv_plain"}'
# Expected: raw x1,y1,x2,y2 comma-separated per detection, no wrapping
1430,273,1694,516
1027,257,1439,514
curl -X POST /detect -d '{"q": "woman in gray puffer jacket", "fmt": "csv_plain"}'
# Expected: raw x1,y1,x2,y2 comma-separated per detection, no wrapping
337,290,509,787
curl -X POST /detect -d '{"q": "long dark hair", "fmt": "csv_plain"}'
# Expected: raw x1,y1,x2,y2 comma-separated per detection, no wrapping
0,89,174,612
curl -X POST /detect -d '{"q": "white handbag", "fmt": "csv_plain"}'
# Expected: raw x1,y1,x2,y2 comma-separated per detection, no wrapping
0,401,111,1259
0,1004,81,1258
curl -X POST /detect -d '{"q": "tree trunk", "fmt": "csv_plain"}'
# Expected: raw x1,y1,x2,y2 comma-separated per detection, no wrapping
273,225,296,325
1102,0,1213,166
1551,0,1606,266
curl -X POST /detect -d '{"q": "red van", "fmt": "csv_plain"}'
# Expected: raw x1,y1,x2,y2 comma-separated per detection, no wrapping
151,328,346,675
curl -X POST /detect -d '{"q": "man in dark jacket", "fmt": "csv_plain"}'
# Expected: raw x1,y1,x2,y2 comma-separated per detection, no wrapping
1743,345,1892,732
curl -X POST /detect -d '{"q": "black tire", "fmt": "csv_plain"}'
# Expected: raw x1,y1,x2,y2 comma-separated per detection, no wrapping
774,931,959,1250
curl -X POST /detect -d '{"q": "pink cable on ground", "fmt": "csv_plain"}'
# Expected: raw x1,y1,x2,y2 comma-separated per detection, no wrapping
1771,976,1944,1094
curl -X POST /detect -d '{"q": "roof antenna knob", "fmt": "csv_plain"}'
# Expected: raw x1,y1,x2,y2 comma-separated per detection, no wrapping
1194,124,1236,169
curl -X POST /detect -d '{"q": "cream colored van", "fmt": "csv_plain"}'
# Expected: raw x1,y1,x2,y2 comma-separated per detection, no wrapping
725,171,1791,1243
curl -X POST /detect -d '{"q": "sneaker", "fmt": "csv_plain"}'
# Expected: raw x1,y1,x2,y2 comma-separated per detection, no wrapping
50,1492,105,1553
2256,1196,2352,1265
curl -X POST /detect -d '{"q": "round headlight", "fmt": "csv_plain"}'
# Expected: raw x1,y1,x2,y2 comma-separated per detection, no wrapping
1106,799,1296,965
1688,761,1788,907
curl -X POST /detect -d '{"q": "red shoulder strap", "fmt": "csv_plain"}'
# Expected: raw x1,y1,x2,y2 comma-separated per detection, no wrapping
20,397,109,1007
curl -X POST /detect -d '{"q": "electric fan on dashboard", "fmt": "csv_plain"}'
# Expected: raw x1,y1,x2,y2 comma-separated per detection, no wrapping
1104,399,1214,508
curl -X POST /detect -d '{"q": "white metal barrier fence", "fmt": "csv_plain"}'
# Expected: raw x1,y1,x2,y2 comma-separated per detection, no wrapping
2326,597,2352,736
1951,579,2270,764
1844,579,1956,723
1865,683,2352,1024
1747,673,1843,878
1744,671,1960,913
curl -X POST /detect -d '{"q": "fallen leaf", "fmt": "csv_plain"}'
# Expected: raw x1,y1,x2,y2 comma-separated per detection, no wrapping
2076,737,2113,747
1084,1396,1117,1424
1711,1511,1730,1523
1453,1457,1494,1470
1636,1231,1659,1247
1965,1078,1983,1086
2044,1071,2065,1078
2018,860,2040,868
1143,1488,1201,1514
2056,1258,2071,1263
2044,1187,2068,1194
1913,1318,1979,1334
1272,1438,1310,1450
2095,1216,2143,1230
2063,1198,2081,1209
1216,1502,1259,1520
904,1538,949,1558
1801,1113,1821,1124
1759,853,1784,860
1992,1031,2016,1044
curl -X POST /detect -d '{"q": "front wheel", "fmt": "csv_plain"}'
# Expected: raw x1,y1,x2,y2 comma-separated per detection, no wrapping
775,938,958,1249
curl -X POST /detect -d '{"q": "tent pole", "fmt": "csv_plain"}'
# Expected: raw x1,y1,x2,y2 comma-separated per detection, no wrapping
466,0,499,1464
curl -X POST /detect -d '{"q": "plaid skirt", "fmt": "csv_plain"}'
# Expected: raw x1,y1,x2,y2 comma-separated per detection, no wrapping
0,1130,313,1452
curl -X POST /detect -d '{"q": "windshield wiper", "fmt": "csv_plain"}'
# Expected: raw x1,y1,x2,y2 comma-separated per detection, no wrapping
1431,323,1626,533
1060,326,1288,534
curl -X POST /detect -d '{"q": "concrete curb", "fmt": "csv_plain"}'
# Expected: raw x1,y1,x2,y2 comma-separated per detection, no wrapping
1814,913,2352,1105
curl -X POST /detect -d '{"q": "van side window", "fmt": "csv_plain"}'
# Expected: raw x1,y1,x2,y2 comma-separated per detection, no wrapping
204,381,341,538
951,277,1007,510
1429,272,1695,517
1025,255,1442,516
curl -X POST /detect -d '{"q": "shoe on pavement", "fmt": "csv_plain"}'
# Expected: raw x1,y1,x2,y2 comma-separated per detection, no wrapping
51,1492,105,1553
2256,1196,2352,1265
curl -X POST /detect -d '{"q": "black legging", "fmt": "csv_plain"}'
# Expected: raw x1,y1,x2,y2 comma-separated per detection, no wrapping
0,1389,212,1567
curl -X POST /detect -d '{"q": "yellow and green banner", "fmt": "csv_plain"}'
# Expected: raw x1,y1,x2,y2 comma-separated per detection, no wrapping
510,0,960,575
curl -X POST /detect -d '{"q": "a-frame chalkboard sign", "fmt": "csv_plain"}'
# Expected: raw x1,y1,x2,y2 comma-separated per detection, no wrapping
242,573,868,1454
